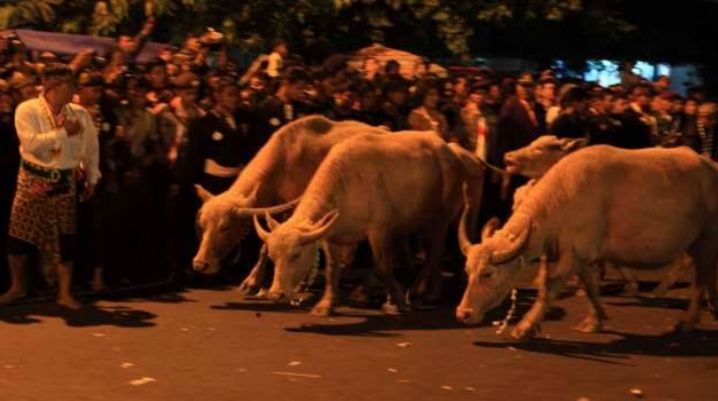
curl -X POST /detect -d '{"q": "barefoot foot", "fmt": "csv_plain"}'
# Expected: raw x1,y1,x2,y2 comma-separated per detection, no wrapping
57,295,82,310
574,316,603,333
0,288,27,305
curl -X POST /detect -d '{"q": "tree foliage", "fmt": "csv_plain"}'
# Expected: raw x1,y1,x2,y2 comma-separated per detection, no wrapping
0,0,714,73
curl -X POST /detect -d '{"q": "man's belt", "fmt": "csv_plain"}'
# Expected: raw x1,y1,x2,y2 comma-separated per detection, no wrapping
20,159,74,184
204,159,243,178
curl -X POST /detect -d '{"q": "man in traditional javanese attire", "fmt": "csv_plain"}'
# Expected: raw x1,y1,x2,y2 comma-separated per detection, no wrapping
1,64,100,308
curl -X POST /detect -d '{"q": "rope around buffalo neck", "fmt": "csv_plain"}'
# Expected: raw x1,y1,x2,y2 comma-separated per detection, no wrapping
492,255,526,335
476,154,509,177
493,288,518,335
290,247,322,307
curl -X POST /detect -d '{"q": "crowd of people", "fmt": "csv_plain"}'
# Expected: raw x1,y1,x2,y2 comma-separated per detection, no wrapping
0,18,717,303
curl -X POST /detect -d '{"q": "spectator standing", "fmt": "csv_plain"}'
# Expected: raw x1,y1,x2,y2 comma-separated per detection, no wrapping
0,80,18,283
408,81,449,140
1,64,99,308
266,40,288,80
550,86,589,139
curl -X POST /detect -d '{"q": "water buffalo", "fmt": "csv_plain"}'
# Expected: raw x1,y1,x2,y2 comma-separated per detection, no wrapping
254,133,485,315
193,116,387,295
457,145,718,340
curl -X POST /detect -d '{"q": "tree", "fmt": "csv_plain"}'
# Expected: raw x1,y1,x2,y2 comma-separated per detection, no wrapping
0,0,716,92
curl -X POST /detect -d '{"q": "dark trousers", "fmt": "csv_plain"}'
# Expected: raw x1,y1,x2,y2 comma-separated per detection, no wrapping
0,167,18,290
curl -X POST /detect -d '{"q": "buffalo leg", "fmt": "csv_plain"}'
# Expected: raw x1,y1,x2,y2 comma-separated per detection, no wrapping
311,243,345,317
616,265,639,297
677,242,718,331
653,254,691,298
575,267,609,333
512,253,573,341
412,223,449,304
369,232,407,315
237,244,269,296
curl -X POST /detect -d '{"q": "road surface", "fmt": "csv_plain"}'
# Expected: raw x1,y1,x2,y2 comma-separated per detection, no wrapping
0,274,716,401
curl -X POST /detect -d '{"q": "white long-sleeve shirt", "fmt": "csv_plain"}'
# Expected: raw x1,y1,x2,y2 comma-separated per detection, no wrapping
15,95,101,184
266,51,283,78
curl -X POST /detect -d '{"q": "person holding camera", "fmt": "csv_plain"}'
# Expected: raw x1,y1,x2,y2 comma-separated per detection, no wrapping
1,64,100,308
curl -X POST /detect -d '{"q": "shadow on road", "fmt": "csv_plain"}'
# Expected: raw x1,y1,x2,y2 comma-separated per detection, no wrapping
473,328,718,365
112,290,198,304
605,295,690,311
211,300,309,314
284,308,474,338
0,302,157,328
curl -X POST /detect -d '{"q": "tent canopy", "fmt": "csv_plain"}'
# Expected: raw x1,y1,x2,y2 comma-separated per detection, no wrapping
1,29,173,63
347,43,447,79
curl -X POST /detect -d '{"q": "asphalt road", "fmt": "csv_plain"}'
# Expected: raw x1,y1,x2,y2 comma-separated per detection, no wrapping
0,274,716,401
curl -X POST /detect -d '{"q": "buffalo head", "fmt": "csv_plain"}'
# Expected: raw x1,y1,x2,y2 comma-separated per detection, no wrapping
193,184,299,274
504,135,588,178
455,204,531,326
254,209,340,302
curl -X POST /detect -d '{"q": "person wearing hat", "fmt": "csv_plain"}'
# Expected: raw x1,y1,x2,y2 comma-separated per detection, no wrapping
1,63,100,308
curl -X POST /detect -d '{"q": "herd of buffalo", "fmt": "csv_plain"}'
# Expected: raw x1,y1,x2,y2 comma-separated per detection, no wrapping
191,115,718,341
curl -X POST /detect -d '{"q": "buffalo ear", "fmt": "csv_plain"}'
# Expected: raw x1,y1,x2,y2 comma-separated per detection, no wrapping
266,212,281,230
561,138,589,152
481,218,501,242
253,214,271,242
195,184,215,203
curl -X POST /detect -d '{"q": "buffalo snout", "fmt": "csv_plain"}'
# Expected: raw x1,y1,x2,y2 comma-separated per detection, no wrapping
456,306,482,326
269,290,289,303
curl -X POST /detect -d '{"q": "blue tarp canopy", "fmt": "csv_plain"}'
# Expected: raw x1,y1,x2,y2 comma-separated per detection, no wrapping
0,29,173,63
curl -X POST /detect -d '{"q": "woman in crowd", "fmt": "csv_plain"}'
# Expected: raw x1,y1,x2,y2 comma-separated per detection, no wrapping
408,79,449,140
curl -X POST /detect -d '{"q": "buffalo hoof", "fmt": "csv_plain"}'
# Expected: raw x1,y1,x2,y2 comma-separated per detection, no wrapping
236,280,261,297
381,302,407,316
0,288,27,305
511,321,540,342
57,296,82,310
311,302,336,317
574,317,603,333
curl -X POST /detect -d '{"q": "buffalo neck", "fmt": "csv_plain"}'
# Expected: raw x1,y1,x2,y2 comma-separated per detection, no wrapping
225,131,288,205
292,155,344,224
